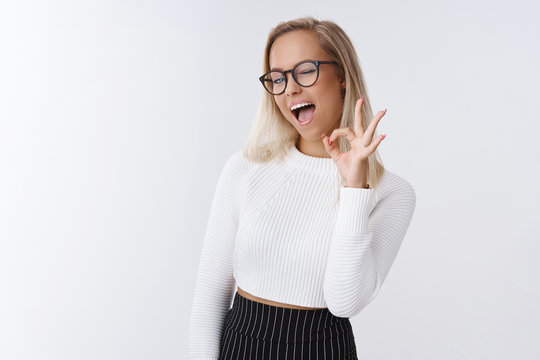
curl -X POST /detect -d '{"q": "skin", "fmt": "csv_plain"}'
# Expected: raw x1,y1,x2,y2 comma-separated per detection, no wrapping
237,287,324,310
239,30,388,309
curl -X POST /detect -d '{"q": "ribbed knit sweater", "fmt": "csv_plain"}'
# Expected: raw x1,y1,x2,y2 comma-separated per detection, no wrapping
188,145,416,359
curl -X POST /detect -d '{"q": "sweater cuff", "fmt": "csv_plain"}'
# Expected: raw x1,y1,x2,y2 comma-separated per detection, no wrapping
335,186,375,235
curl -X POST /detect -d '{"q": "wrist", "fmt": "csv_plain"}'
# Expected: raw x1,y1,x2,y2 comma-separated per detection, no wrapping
344,183,370,189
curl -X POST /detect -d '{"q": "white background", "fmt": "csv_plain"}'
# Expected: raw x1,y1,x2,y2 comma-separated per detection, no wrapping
1,0,539,359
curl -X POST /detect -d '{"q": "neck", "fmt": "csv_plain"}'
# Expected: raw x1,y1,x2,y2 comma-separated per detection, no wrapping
296,136,330,158
296,118,341,158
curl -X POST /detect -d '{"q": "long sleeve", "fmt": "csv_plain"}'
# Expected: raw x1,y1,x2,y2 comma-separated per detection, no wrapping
188,152,248,359
323,174,416,318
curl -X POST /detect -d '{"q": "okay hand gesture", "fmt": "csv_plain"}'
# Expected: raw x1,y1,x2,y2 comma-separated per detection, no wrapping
321,96,387,188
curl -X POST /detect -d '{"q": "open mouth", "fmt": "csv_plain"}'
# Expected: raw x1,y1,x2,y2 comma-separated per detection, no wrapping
291,104,316,124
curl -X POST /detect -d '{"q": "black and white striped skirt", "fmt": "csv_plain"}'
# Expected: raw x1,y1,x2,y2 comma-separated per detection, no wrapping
219,290,358,359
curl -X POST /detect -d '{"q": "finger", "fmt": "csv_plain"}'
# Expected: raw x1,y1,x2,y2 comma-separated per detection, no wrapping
354,96,364,136
329,127,356,145
368,134,386,152
321,133,342,158
363,108,387,146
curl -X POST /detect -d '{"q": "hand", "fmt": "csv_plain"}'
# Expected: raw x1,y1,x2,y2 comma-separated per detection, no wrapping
321,96,387,188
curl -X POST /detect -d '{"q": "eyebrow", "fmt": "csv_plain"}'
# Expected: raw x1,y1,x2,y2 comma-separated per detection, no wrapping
270,59,314,71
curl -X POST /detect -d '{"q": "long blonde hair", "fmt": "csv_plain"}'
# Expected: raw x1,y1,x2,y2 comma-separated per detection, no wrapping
242,16,385,194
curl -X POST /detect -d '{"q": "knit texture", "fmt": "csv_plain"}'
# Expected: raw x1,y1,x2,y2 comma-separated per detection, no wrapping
188,145,416,359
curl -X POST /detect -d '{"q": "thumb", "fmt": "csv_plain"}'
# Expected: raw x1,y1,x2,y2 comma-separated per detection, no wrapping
321,133,341,158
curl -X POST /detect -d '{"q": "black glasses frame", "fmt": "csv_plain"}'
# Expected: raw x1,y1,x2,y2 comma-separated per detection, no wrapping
259,60,339,95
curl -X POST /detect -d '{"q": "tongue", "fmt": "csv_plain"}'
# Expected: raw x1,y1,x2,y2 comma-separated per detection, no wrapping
298,105,315,122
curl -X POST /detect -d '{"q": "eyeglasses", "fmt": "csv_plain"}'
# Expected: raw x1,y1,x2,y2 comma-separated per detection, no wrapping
259,60,339,95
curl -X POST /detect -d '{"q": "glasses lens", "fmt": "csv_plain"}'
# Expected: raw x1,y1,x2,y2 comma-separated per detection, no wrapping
294,62,318,87
262,71,286,94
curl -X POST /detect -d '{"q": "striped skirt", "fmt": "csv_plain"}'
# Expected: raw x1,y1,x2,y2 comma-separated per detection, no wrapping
219,291,358,359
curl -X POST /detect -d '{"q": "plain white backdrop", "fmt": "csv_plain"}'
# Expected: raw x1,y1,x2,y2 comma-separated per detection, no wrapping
1,0,539,359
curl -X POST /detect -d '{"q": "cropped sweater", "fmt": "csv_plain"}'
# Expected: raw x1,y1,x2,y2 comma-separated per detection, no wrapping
188,144,416,359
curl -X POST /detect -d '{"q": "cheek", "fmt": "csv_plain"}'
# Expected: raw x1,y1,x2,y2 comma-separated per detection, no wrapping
317,91,342,116
273,99,286,117
315,80,342,112
279,103,290,118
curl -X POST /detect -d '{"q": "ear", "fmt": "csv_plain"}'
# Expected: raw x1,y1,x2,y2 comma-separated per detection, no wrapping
340,78,346,89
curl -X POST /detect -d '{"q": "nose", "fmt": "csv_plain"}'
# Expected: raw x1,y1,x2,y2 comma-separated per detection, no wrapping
284,71,301,96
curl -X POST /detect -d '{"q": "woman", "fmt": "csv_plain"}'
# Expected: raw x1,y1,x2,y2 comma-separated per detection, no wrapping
188,17,416,359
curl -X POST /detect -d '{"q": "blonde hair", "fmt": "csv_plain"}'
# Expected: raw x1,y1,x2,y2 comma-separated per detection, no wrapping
242,16,385,199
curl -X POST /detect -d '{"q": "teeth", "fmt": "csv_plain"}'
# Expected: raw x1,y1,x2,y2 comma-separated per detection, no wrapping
290,102,313,111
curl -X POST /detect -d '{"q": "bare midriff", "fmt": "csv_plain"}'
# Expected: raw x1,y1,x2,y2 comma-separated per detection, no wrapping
237,287,328,310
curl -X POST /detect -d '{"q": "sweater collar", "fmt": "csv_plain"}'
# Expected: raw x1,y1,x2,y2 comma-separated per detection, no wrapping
286,145,338,175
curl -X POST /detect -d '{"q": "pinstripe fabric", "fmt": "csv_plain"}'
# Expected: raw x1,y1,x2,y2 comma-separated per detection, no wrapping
219,291,358,359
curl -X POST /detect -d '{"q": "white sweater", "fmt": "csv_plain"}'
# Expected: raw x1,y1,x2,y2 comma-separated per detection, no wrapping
188,145,416,359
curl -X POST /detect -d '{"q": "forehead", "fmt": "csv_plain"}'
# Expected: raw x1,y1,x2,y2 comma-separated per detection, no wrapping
269,30,327,70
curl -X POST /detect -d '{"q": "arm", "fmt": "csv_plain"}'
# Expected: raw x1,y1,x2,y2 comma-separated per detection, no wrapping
187,152,248,359
323,175,416,318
